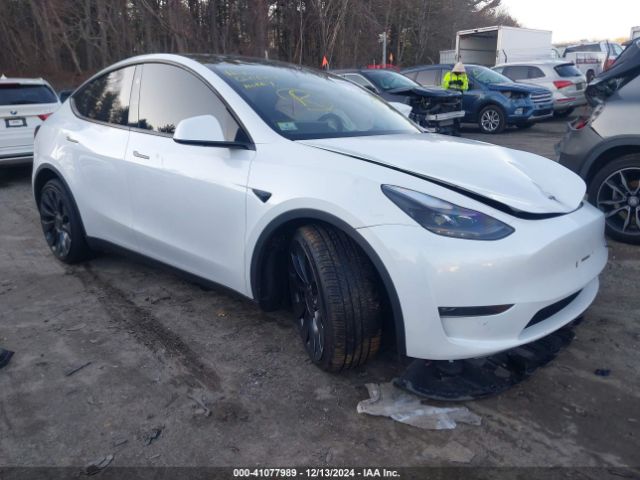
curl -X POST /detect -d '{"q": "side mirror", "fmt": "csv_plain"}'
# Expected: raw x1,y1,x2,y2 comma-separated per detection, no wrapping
173,115,251,149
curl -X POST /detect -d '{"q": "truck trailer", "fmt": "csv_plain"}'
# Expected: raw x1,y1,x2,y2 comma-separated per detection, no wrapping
455,26,553,67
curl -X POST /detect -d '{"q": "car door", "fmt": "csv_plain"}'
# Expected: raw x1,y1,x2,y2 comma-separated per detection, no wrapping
125,62,255,293
66,65,137,248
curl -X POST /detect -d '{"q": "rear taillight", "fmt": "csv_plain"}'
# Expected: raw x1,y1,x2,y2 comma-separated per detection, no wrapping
38,113,52,121
604,58,616,71
553,80,573,89
573,103,604,130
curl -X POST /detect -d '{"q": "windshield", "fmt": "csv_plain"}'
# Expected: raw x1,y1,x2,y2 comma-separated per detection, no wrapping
361,70,420,91
0,84,58,106
467,66,513,85
210,62,420,140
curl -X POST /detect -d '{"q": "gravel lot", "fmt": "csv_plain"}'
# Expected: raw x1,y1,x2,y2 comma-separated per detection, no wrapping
1,118,638,473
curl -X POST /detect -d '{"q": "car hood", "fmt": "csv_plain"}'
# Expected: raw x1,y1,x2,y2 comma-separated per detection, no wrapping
298,134,585,215
488,82,548,95
386,86,462,98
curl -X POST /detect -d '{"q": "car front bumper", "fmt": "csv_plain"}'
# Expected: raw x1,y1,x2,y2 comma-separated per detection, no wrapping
358,202,607,360
507,102,554,124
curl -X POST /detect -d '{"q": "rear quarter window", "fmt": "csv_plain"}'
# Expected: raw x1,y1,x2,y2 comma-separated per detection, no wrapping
554,64,582,77
0,84,58,106
72,66,136,126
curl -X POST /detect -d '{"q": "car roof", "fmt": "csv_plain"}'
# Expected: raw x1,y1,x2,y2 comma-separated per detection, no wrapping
494,60,574,67
0,75,49,86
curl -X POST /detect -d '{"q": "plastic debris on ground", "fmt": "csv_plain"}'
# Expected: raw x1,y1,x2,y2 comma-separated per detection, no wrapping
0,348,14,369
85,454,114,475
395,323,576,401
356,382,481,430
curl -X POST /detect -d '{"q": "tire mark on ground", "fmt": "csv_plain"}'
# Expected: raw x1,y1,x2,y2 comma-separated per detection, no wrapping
73,263,221,392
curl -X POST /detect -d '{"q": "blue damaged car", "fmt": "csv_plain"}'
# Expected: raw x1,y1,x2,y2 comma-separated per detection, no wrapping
402,64,554,134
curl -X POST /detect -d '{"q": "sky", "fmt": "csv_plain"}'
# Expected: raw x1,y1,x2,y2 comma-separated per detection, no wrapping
500,0,640,43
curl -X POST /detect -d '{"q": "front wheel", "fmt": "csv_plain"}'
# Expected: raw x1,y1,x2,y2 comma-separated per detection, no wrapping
588,155,640,244
287,225,382,372
478,105,505,134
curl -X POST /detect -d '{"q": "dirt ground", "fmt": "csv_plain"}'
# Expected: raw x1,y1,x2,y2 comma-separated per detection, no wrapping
1,118,639,473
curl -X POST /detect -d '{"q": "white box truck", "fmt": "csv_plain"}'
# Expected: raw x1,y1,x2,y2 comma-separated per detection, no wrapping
455,26,553,67
631,26,640,40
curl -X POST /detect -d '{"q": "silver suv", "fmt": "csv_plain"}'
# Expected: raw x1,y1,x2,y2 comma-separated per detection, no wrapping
557,39,640,244
493,61,587,117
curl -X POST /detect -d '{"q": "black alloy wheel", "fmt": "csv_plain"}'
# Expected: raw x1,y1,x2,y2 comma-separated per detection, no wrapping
288,238,326,362
287,225,383,371
39,179,92,263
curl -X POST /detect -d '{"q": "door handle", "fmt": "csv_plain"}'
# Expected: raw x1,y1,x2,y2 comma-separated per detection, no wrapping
133,150,150,160
65,135,79,144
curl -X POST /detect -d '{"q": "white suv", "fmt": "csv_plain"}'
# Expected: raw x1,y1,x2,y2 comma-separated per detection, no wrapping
1,76,60,165
493,61,587,117
32,54,607,371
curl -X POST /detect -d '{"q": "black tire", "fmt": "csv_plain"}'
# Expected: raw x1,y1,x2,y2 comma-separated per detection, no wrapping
554,108,574,118
478,105,506,134
516,123,535,130
287,224,382,372
586,70,595,83
38,178,93,263
588,154,640,245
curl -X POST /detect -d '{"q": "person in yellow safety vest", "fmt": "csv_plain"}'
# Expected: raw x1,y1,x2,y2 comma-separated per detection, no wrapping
442,62,469,92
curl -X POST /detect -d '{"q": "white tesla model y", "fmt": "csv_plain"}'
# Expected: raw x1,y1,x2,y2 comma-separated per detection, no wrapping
32,54,607,371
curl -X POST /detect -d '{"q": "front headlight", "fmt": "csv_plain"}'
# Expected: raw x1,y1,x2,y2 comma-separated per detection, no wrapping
381,185,515,240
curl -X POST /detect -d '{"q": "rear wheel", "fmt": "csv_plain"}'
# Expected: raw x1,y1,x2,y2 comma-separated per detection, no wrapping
287,225,382,372
586,70,595,83
478,105,505,134
588,155,640,244
38,179,92,263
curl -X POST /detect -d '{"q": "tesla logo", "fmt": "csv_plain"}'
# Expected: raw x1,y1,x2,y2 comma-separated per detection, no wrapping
10,110,17,115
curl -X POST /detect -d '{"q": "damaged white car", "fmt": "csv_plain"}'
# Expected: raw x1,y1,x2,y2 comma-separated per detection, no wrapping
32,54,607,371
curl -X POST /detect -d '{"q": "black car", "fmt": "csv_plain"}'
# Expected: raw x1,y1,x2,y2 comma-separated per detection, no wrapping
557,39,640,244
334,69,464,135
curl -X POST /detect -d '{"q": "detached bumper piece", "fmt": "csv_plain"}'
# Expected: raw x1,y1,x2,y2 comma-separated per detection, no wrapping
0,348,14,369
394,322,578,401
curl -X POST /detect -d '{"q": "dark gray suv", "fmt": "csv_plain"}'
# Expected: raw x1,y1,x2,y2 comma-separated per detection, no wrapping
557,39,640,244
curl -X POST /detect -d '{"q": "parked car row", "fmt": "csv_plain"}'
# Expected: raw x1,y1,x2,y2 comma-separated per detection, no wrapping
403,63,554,133
333,68,464,135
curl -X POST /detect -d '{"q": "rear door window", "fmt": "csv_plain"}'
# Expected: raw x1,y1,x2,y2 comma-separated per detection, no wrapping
343,74,376,90
73,66,136,126
501,66,529,81
528,67,545,79
416,69,440,86
0,84,58,106
137,63,240,140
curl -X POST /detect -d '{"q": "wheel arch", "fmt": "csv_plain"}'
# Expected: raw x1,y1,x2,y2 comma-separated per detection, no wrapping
581,137,640,187
249,209,406,355
33,163,88,237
